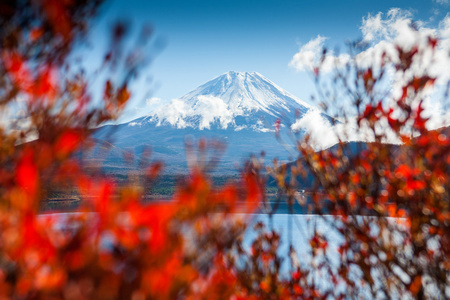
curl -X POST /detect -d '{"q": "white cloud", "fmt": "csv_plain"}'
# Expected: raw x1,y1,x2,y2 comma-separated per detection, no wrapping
195,95,234,129
147,95,239,130
145,97,162,107
291,9,450,81
289,35,327,72
291,109,402,150
289,35,350,73
151,98,190,128
291,109,341,149
439,13,450,49
361,9,415,44
290,9,450,148
357,9,450,115
360,12,388,42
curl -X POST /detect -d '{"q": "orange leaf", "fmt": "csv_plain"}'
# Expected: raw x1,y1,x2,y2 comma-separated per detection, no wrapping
409,275,422,295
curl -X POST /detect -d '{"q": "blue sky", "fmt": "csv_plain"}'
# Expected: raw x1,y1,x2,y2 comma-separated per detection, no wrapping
86,0,449,122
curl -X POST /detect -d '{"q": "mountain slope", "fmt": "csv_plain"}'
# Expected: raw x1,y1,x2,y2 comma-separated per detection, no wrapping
139,71,318,131
91,71,332,174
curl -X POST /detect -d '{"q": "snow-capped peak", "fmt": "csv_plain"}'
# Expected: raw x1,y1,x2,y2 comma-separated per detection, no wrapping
181,71,312,114
144,71,313,130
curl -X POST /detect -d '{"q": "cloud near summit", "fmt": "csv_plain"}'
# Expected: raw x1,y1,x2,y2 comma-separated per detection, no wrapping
149,96,236,130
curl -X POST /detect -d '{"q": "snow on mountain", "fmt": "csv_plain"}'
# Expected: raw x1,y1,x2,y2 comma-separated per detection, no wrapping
140,71,313,131
92,72,336,173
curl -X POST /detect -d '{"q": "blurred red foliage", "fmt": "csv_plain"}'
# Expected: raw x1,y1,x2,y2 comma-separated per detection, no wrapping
0,1,449,299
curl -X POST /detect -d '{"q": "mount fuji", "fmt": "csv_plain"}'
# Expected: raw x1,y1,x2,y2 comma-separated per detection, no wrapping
143,71,314,131
92,71,332,173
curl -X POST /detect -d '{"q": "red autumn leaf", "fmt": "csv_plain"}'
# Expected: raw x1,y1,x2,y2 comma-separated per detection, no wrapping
97,180,114,214
2,52,33,92
362,104,373,119
411,76,435,92
117,84,131,107
406,178,426,191
128,203,175,253
363,68,374,92
146,161,163,179
16,149,39,197
395,164,416,178
218,184,237,208
428,37,438,49
413,101,429,131
42,0,72,40
274,118,281,133
144,253,181,297
55,130,82,157
293,284,303,295
292,270,301,281
29,27,44,41
243,173,261,213
19,214,56,264
29,66,58,101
